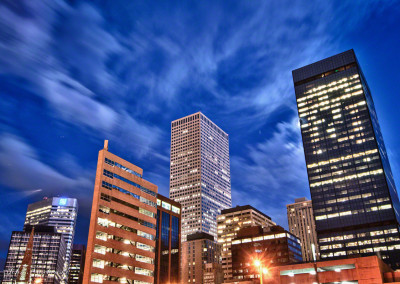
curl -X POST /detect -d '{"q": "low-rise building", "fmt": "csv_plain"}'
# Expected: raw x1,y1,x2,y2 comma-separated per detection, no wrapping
230,225,302,283
276,255,400,284
182,232,221,284
203,262,223,284
217,205,276,281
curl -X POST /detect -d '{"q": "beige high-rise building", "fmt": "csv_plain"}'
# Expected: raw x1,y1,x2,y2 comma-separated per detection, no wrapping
287,197,319,262
181,232,221,284
170,112,231,241
217,205,276,282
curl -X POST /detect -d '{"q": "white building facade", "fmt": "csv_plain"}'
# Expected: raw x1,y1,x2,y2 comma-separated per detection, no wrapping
170,112,231,241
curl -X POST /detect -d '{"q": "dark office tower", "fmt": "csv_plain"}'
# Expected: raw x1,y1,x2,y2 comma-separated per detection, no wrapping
292,49,400,268
154,194,181,284
68,245,86,284
3,225,67,284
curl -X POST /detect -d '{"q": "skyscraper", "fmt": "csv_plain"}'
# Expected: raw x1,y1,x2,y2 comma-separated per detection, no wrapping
217,205,276,281
24,197,78,282
3,225,67,284
83,141,158,284
170,112,232,241
155,194,181,284
292,49,400,268
287,197,319,262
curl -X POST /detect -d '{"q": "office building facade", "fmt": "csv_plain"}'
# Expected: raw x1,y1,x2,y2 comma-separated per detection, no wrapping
287,197,319,262
292,49,400,268
68,244,86,284
83,141,158,284
181,232,222,284
203,262,223,284
230,226,302,283
155,194,181,284
217,205,276,281
170,112,232,241
3,225,67,284
24,197,78,282
277,255,399,284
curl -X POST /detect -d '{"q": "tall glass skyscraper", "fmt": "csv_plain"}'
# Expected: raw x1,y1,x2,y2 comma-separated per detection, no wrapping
292,49,400,268
24,197,78,282
170,112,232,241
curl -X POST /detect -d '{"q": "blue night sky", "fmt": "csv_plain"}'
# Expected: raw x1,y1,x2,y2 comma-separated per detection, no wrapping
1,0,400,268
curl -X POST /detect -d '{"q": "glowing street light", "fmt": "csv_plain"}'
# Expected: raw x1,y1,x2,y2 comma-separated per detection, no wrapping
254,259,266,284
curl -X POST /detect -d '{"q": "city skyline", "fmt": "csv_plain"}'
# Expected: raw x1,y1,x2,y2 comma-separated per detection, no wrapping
1,0,400,270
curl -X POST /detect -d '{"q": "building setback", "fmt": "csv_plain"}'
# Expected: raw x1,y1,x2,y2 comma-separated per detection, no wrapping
3,225,67,284
155,194,181,284
287,197,319,262
170,112,232,241
181,232,222,284
83,141,158,284
68,244,86,284
24,197,78,282
230,226,302,283
292,49,400,268
217,205,276,281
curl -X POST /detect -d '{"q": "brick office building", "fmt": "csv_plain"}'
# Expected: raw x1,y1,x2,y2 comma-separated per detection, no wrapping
230,226,302,283
83,141,158,284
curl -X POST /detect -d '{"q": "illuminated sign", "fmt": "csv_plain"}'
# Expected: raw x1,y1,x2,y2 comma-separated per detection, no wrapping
59,198,67,206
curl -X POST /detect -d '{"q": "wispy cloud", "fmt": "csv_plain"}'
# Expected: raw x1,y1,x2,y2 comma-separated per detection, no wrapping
0,134,93,207
231,116,309,227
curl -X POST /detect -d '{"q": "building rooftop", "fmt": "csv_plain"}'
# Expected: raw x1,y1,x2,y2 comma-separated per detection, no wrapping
292,49,357,83
295,197,308,203
186,232,214,241
171,111,228,136
23,225,58,233
157,193,181,208
220,205,272,220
